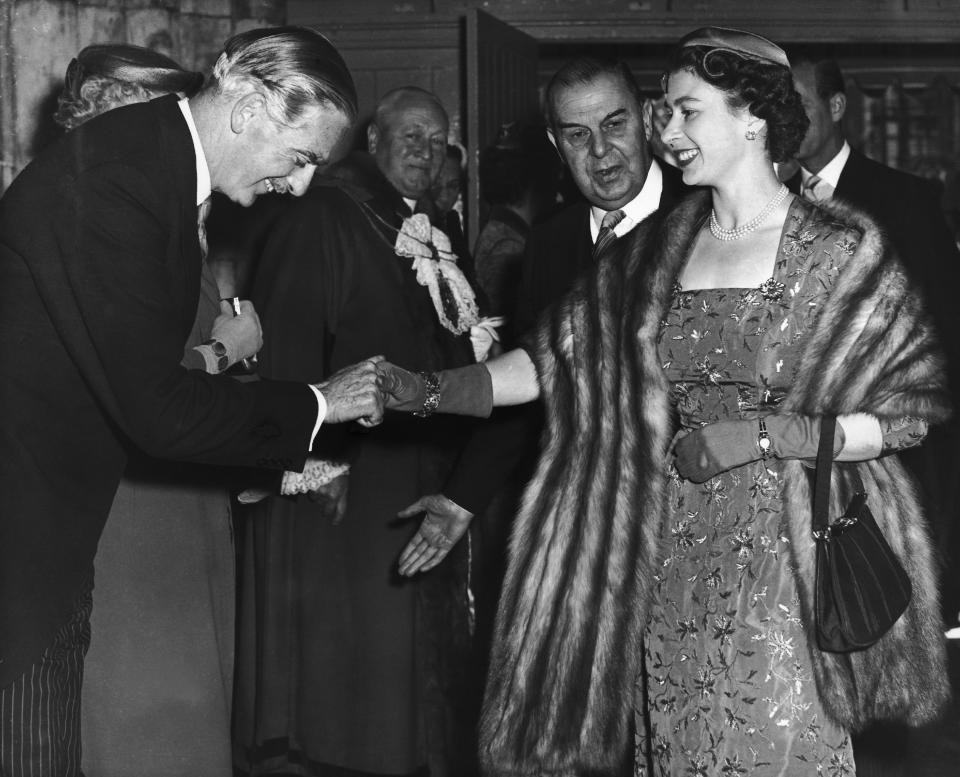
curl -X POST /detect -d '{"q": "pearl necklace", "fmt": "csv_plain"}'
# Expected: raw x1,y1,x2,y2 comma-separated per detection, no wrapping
709,184,789,241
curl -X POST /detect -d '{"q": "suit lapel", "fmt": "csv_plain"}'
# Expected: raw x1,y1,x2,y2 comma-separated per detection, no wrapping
151,96,206,330
574,203,594,271
833,149,866,203
658,162,689,212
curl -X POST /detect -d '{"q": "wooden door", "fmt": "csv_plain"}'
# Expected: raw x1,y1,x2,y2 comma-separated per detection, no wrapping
465,9,539,249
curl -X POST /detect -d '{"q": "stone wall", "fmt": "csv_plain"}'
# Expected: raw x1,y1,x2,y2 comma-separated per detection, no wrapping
0,0,285,191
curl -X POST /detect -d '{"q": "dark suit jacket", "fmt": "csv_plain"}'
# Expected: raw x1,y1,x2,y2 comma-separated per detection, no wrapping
0,96,319,686
788,149,960,357
445,161,688,514
515,161,687,335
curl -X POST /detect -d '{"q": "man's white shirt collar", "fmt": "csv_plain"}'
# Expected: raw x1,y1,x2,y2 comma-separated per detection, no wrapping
589,158,664,243
801,140,850,190
177,98,211,206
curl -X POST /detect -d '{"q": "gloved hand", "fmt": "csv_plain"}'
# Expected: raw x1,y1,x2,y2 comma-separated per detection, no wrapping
378,362,493,418
673,413,845,483
377,363,426,412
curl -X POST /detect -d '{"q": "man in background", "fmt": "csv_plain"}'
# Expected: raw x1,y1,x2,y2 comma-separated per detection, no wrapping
516,56,687,332
790,50,960,777
233,86,482,777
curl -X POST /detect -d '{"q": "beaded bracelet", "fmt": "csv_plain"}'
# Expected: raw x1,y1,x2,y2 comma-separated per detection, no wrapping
414,371,441,417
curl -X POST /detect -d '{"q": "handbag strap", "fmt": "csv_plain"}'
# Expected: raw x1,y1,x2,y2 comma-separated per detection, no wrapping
812,416,837,534
813,416,869,536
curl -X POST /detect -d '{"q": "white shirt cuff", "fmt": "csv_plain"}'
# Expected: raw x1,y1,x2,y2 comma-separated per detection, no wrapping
306,385,327,448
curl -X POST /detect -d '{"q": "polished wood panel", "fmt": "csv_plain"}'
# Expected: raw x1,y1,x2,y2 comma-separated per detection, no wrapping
465,8,539,246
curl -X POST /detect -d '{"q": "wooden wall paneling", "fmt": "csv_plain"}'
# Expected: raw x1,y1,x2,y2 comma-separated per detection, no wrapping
0,0,275,194
0,0,16,192
125,8,177,49
10,0,79,159
320,17,461,115
76,6,125,50
312,17,462,152
178,13,234,71
465,9,539,246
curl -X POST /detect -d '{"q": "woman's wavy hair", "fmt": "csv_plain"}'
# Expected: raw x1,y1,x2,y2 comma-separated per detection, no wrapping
664,46,808,163
54,76,154,131
211,26,357,127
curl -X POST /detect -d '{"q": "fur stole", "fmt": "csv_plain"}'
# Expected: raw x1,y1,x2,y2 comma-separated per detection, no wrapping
479,191,951,776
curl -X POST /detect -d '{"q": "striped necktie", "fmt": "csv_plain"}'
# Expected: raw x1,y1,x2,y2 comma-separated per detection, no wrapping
593,209,625,261
801,174,824,203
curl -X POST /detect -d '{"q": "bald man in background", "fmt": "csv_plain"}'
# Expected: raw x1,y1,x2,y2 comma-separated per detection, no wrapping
234,87,483,776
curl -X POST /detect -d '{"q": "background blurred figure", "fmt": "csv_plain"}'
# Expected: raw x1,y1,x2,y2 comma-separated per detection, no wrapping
473,122,562,329
432,141,466,215
645,94,678,169
53,43,261,777
431,142,478,294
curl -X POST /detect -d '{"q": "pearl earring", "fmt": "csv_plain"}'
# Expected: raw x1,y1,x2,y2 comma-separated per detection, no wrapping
745,128,758,141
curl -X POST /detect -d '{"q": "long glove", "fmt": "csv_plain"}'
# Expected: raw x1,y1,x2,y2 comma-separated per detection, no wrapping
673,413,845,483
379,362,493,418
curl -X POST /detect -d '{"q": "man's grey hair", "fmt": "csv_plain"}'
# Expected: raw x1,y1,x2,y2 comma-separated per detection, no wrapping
544,56,643,130
372,86,447,132
211,26,357,126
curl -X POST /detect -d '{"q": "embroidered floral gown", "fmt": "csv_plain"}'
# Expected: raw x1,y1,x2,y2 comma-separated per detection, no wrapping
636,205,925,776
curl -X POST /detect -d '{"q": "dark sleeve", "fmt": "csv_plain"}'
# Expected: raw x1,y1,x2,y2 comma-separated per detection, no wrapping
516,229,544,337
181,346,207,372
251,191,352,459
443,404,540,515
896,179,960,395
46,163,317,469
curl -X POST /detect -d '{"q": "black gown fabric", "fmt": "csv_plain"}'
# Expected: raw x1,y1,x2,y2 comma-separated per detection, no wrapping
233,153,479,776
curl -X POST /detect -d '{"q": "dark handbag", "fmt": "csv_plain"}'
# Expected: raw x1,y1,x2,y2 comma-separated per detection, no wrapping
812,416,912,653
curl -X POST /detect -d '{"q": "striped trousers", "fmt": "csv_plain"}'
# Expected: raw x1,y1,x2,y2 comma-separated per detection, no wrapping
0,583,92,777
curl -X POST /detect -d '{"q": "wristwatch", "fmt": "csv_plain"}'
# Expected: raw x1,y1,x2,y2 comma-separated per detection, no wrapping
757,416,772,459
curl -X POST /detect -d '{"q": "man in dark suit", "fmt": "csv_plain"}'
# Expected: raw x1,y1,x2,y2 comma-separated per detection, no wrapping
788,54,959,297
790,52,960,777
0,27,383,775
393,57,687,589
516,57,686,333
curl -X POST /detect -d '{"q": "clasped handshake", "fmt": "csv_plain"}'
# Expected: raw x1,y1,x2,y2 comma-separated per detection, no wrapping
314,356,428,427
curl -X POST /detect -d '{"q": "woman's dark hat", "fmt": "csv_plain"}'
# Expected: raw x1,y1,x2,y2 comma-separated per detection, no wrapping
63,44,204,101
679,27,790,68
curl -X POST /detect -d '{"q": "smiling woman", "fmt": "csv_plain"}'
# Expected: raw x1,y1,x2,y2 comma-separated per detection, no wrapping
377,26,951,777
